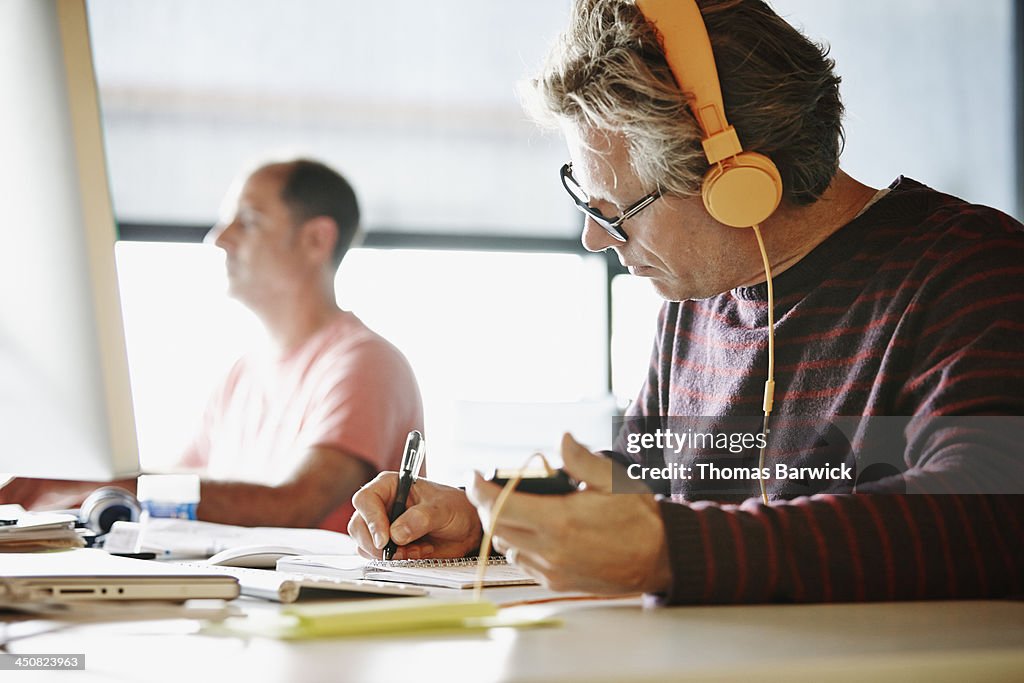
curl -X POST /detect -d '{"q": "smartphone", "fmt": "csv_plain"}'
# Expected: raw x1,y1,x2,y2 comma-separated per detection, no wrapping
487,468,578,494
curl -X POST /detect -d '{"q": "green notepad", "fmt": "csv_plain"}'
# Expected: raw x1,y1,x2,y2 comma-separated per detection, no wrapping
207,597,557,639
285,597,497,636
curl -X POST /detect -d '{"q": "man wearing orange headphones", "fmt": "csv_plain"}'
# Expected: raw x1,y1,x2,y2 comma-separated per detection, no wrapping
349,0,1023,603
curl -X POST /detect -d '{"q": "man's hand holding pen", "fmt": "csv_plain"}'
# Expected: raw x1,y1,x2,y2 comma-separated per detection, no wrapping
348,430,482,561
348,474,482,560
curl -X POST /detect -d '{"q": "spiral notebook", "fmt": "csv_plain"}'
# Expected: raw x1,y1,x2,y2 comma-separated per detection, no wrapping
277,555,537,590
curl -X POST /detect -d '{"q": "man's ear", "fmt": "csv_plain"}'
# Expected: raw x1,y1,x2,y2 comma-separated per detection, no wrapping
299,216,338,265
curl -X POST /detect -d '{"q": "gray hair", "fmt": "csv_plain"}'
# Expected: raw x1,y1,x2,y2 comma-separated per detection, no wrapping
523,0,845,205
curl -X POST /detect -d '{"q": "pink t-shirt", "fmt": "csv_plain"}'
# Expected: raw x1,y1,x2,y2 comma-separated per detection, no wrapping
181,311,423,532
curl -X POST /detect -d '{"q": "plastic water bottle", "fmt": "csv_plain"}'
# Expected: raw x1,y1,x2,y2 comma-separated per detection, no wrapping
132,474,201,554
136,474,200,521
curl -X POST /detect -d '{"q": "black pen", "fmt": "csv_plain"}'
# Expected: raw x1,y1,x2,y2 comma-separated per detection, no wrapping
109,551,157,560
383,430,425,561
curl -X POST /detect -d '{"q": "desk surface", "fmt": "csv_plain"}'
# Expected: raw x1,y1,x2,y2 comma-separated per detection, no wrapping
3,585,1023,683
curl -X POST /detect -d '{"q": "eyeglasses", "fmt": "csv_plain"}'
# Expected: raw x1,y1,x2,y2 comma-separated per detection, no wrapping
559,162,663,242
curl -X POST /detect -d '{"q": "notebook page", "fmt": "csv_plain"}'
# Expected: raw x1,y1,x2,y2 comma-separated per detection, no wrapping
363,557,536,589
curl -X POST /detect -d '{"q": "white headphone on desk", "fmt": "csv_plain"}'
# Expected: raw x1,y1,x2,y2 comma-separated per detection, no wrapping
79,486,141,535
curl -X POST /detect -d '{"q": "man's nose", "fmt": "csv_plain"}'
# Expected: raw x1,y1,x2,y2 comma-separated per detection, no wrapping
205,220,233,249
580,216,621,253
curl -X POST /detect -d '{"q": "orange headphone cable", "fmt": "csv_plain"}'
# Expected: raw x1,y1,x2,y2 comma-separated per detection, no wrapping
752,224,775,505
471,451,556,602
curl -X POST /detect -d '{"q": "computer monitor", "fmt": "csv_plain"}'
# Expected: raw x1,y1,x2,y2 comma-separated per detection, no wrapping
0,0,140,480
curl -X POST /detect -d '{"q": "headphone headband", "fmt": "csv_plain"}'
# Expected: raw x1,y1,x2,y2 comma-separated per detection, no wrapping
635,0,740,163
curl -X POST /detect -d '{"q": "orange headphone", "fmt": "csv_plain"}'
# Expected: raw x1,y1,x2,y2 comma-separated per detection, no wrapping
636,0,783,228
637,0,780,504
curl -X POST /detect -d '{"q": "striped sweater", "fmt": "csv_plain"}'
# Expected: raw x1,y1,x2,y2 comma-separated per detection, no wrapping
619,177,1024,603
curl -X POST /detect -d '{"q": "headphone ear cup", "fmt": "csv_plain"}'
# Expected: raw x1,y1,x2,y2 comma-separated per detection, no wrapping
702,152,783,228
79,486,141,535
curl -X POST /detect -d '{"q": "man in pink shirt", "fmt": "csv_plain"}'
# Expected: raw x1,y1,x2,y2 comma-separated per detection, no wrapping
1,159,423,532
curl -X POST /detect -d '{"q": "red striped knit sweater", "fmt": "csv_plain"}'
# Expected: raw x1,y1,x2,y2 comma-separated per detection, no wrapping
619,177,1024,603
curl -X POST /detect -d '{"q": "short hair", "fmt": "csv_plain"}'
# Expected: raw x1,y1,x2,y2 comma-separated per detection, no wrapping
277,159,361,270
524,0,845,206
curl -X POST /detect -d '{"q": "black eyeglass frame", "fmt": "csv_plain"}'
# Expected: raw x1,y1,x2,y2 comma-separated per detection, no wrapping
559,162,663,242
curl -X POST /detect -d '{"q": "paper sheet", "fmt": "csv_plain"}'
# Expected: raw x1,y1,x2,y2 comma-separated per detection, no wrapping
104,519,358,558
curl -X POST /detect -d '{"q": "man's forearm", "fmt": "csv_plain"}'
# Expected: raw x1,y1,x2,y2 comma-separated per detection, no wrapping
0,477,136,510
658,493,1024,604
191,448,375,528
194,480,320,527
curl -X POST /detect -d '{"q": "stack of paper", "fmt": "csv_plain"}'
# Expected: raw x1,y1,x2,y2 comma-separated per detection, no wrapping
0,505,84,552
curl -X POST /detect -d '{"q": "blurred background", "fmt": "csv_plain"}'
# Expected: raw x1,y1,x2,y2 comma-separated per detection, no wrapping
88,0,1020,483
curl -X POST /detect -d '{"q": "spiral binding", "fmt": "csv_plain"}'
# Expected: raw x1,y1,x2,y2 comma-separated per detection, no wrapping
369,556,507,569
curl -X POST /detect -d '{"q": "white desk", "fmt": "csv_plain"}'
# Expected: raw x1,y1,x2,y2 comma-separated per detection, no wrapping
3,587,1023,683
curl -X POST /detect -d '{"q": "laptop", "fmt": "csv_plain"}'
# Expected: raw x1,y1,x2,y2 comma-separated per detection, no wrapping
0,548,239,604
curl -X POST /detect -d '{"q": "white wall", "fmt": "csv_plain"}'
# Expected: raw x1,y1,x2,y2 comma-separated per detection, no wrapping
86,0,577,234
771,0,1016,218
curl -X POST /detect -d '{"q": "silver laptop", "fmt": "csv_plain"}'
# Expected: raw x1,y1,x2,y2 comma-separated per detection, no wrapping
1,549,239,604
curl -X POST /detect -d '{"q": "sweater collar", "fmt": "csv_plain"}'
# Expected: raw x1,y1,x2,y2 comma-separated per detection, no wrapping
729,176,923,302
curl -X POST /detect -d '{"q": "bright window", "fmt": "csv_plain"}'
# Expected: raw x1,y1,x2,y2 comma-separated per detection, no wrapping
610,274,665,408
117,243,612,483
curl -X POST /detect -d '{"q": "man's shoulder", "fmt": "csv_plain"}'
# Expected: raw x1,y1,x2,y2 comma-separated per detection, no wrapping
320,311,402,354
311,312,415,376
876,176,1023,240
857,177,1024,285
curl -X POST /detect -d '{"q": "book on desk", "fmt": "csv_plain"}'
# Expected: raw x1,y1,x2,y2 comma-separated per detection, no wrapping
0,505,86,552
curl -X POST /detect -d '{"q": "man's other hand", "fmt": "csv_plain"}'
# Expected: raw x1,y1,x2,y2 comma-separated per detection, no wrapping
467,432,672,596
